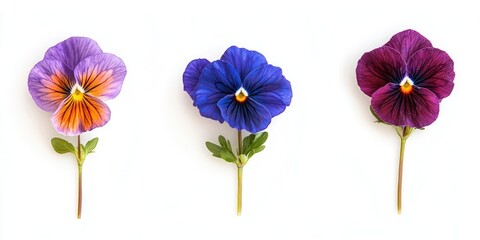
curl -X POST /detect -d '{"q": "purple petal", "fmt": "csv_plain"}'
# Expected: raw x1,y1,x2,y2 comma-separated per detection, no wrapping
194,61,242,122
384,29,433,60
183,59,210,101
218,95,271,133
371,83,439,128
28,59,75,112
44,37,103,71
356,47,406,96
243,64,292,116
74,53,127,101
407,48,454,100
220,46,267,80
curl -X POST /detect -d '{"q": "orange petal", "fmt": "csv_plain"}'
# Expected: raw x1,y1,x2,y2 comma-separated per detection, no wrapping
75,53,126,101
51,94,111,136
28,60,74,112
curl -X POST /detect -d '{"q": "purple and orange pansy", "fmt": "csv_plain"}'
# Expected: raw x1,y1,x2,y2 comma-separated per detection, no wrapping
28,37,126,218
356,29,454,213
28,37,126,136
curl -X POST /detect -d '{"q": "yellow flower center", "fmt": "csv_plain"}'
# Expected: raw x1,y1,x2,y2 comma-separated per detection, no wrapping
71,84,85,101
400,77,414,94
235,87,248,103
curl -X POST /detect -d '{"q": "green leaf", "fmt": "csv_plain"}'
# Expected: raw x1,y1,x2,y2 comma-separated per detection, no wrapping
220,151,237,163
206,142,223,158
218,135,227,149
78,144,87,165
85,137,99,155
242,134,255,154
247,145,266,159
238,154,248,164
251,132,268,150
51,138,76,154
226,139,233,152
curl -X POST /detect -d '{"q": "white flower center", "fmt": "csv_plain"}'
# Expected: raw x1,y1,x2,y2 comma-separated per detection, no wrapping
71,83,85,101
235,87,249,103
399,76,414,94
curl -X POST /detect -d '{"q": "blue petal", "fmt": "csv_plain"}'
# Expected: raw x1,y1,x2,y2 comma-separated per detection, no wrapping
243,65,293,113
194,61,242,122
218,95,272,133
220,46,268,80
250,92,287,117
183,59,210,101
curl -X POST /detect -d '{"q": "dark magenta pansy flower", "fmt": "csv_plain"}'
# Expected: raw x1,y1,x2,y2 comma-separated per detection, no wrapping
357,29,454,128
183,46,292,133
28,37,126,218
356,30,454,213
183,46,292,215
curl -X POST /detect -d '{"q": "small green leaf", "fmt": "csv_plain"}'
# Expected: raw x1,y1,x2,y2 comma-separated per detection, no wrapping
220,151,237,163
51,138,76,154
247,145,266,159
242,134,255,154
218,135,228,149
253,145,266,154
85,137,99,154
206,142,223,158
77,144,87,165
226,139,233,152
250,132,268,150
239,154,248,165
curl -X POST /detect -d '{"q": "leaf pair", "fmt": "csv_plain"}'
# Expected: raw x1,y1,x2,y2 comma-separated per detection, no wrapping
241,132,268,160
205,132,268,167
206,135,236,163
51,137,98,165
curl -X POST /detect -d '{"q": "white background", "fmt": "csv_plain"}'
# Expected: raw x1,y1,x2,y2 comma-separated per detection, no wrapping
1,0,479,239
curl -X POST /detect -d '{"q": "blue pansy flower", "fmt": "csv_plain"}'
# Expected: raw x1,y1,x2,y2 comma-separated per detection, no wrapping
183,46,292,133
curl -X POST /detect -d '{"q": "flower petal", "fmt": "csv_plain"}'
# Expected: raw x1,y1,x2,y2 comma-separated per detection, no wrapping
243,64,292,117
44,37,103,71
407,48,454,100
356,47,406,96
28,59,75,112
183,59,210,101
194,61,242,122
371,83,439,128
384,29,433,60
220,46,267,80
75,53,127,101
218,95,271,133
51,94,111,136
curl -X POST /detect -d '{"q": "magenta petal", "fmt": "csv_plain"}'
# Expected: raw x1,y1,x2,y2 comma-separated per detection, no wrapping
407,48,455,100
371,83,439,128
384,29,433,60
183,59,210,101
356,47,406,96
44,37,103,71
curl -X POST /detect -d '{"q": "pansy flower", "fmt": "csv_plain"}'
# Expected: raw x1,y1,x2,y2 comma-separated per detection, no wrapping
356,29,454,213
183,46,292,215
28,37,126,218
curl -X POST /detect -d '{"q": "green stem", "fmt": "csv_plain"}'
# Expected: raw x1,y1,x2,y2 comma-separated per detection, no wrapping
77,135,82,219
77,165,82,219
237,130,243,216
397,129,407,214
237,166,243,216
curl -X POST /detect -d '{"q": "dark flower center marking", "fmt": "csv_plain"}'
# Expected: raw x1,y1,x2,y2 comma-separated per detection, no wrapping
400,77,414,94
71,84,85,101
235,87,248,103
